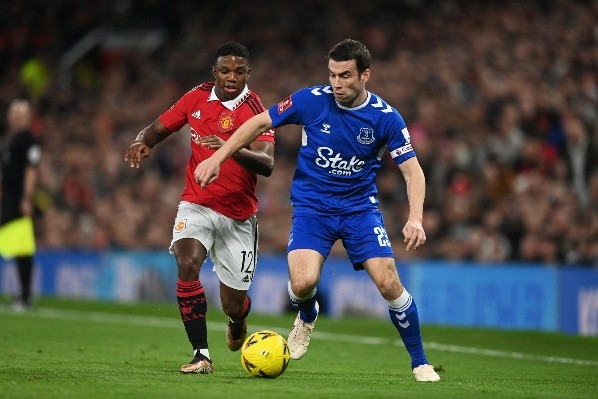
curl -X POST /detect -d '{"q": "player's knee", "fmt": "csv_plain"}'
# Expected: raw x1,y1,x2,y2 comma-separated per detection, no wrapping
176,254,201,279
289,280,316,301
295,286,315,299
377,280,403,301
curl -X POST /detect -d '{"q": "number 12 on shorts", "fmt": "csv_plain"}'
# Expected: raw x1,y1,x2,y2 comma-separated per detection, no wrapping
240,250,256,281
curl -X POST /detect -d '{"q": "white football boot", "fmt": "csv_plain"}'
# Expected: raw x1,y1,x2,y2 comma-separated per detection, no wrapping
287,301,319,360
413,364,441,382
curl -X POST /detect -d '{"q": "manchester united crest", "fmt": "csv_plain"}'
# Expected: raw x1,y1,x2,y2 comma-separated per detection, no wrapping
174,219,187,233
218,113,235,132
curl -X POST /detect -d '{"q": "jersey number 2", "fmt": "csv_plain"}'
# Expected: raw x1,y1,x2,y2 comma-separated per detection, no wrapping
374,227,391,247
240,250,256,276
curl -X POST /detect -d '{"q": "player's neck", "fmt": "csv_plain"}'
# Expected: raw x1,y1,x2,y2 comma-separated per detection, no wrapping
353,90,368,107
339,90,368,108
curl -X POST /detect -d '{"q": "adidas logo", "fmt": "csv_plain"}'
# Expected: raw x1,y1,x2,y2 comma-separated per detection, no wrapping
241,275,250,283
192,110,201,119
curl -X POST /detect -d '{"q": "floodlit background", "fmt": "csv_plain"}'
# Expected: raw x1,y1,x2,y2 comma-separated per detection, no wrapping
0,0,597,334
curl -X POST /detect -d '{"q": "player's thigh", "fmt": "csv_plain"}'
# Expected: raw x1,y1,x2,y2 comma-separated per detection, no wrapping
170,201,215,257
363,257,403,300
288,249,325,291
287,213,335,291
212,214,258,291
340,211,394,270
170,202,215,278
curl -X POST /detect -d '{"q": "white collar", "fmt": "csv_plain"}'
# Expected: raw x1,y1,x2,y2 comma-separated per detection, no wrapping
336,91,371,111
208,85,250,111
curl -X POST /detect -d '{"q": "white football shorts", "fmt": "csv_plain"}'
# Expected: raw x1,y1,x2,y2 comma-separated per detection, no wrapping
169,201,258,290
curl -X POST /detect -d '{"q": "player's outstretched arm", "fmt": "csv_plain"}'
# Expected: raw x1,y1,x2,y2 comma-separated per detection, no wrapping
196,136,274,177
194,111,273,188
398,157,427,251
124,119,172,168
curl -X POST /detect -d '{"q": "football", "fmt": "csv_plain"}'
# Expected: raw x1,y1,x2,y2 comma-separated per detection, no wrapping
240,330,291,378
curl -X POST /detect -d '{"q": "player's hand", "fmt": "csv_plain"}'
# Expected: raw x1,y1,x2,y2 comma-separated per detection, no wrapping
194,158,221,188
402,220,426,251
124,141,151,168
197,135,225,150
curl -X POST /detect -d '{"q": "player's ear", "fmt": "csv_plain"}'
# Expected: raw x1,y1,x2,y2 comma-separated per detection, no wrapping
361,69,370,83
212,67,217,79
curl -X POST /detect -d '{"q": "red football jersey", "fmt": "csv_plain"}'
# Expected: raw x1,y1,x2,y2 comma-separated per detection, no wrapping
159,82,275,220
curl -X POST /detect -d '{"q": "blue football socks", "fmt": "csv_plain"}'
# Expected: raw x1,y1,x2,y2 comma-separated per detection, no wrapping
288,281,318,323
388,289,429,369
297,296,318,323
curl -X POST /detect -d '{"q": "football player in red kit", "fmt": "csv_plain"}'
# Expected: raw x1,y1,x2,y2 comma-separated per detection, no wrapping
124,41,274,374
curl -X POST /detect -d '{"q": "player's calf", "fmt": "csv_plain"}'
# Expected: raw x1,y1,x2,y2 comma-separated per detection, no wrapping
226,318,247,351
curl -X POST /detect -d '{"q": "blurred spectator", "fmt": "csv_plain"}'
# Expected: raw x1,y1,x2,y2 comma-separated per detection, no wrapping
1,0,596,266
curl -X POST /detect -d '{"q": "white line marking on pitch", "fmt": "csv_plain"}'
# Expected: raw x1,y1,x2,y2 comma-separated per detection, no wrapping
2,306,597,366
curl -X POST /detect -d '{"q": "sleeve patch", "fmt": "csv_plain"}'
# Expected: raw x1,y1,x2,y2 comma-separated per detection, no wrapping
401,127,411,144
277,96,293,114
27,145,42,165
390,144,413,159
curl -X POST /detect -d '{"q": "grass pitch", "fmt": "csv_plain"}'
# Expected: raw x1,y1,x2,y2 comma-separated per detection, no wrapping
0,297,596,399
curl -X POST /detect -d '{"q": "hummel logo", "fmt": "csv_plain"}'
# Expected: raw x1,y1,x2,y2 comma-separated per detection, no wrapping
395,312,410,328
320,123,331,134
192,110,201,119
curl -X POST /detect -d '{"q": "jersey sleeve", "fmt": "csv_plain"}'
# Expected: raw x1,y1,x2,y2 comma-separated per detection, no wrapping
256,127,275,143
26,137,42,167
159,91,192,132
268,87,322,128
247,93,275,143
383,109,416,165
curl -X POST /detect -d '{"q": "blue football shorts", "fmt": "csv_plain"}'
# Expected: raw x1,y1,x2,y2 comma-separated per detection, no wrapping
287,211,395,270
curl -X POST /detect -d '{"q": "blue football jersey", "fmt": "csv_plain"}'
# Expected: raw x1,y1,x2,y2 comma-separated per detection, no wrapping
268,85,416,215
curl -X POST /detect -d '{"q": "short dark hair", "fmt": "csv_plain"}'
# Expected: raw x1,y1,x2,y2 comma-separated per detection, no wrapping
327,39,371,73
214,41,251,65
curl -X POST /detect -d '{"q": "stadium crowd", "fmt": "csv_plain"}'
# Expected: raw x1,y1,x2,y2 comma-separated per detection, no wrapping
1,0,597,266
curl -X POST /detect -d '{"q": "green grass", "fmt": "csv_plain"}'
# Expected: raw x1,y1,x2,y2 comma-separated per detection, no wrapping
1,297,597,399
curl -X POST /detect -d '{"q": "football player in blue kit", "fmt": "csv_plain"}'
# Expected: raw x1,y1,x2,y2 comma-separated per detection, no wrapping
194,39,440,382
